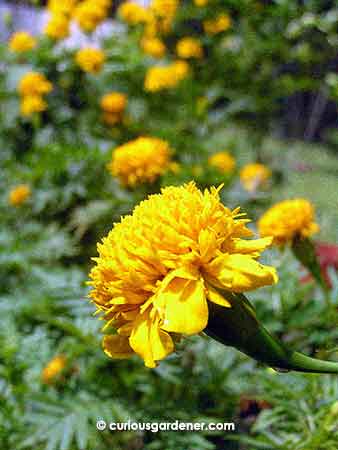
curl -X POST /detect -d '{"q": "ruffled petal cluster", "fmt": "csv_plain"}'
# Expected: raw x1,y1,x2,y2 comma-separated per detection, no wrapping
204,14,231,35
89,182,277,367
208,151,236,174
176,37,203,59
100,92,127,125
240,163,271,192
108,136,172,186
144,60,189,92
118,2,152,25
258,199,319,246
9,31,36,53
44,13,70,40
75,47,105,73
140,36,166,58
73,0,111,32
18,72,52,117
8,184,31,206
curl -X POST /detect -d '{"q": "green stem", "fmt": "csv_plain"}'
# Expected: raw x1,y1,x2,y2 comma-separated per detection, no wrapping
205,291,338,374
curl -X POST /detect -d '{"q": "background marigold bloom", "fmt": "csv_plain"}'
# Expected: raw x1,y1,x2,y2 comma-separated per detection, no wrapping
108,136,172,186
47,0,77,16
176,37,203,59
208,151,236,174
18,72,53,97
140,36,166,58
73,0,111,32
118,2,152,25
88,182,277,368
20,95,47,117
9,31,36,53
44,13,70,40
144,60,189,92
150,0,178,33
100,92,127,114
258,199,319,246
75,47,105,73
204,13,232,35
240,163,271,192
41,355,67,384
8,184,31,206
194,0,208,6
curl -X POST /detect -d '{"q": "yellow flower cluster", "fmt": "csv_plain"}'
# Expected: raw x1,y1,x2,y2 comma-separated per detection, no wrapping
8,31,36,53
100,92,127,125
204,13,232,35
41,355,67,384
8,184,31,206
73,0,112,32
240,163,271,192
75,47,105,74
150,0,179,34
140,36,166,58
18,72,53,117
194,0,208,6
144,60,189,92
88,182,277,368
44,13,70,40
208,151,236,174
176,37,203,59
118,2,152,25
108,136,172,186
258,199,319,246
47,0,77,15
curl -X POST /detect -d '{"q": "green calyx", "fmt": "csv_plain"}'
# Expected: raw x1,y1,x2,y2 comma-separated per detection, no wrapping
205,291,338,374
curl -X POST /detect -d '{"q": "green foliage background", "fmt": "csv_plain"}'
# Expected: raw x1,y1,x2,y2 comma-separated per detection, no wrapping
0,0,338,449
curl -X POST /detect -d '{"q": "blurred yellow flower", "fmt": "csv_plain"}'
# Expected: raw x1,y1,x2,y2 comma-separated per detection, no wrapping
118,2,152,25
176,37,203,59
150,0,178,33
73,0,111,32
194,0,208,6
140,36,166,58
88,182,277,368
47,0,77,16
108,136,172,186
144,60,189,92
101,92,127,114
20,95,47,117
41,355,67,384
204,13,231,35
18,72,53,97
8,184,31,206
258,199,319,246
44,13,70,40
208,151,236,174
9,31,36,53
75,47,105,73
240,163,271,192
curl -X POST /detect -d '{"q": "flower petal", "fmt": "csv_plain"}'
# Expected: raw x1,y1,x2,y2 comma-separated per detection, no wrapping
103,335,134,359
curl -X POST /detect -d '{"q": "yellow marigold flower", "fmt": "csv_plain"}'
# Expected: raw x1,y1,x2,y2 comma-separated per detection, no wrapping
194,0,208,6
20,95,47,117
108,136,172,186
73,0,111,32
258,199,319,246
118,2,151,25
140,36,166,58
44,13,70,40
150,0,178,32
8,184,31,206
144,60,189,92
176,37,203,59
8,31,37,53
41,355,67,384
102,112,122,126
204,13,232,35
18,72,53,97
100,92,127,114
208,151,236,174
240,163,271,192
47,0,77,16
75,47,105,73
88,182,277,368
